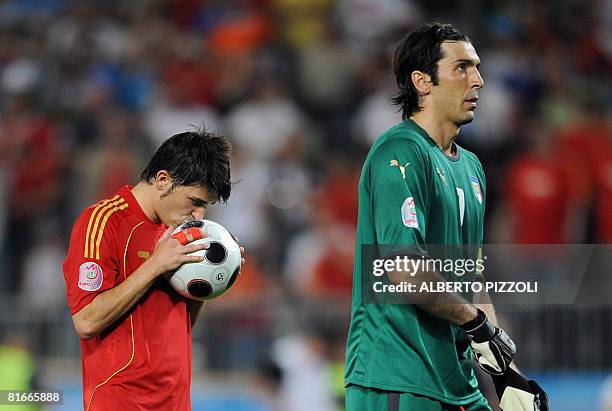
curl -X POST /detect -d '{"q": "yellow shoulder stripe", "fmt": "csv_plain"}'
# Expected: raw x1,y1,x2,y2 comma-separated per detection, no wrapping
93,202,129,260
84,196,128,259
84,195,120,259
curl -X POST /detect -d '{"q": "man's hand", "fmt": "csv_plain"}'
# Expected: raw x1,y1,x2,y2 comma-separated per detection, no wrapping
146,226,210,275
228,231,246,266
491,368,549,411
461,308,516,375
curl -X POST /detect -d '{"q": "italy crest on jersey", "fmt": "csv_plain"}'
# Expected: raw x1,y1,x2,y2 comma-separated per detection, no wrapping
470,176,482,204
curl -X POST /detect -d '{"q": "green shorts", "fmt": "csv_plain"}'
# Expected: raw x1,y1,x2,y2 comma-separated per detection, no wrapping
345,384,492,411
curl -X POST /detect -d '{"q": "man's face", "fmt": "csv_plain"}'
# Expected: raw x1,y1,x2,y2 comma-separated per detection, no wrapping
156,184,214,227
429,41,484,126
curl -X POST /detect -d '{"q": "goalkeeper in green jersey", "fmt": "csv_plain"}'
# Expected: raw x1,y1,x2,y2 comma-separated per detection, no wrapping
345,22,547,411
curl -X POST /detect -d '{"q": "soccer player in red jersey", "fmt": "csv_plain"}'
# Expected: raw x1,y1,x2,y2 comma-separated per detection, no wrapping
63,131,238,410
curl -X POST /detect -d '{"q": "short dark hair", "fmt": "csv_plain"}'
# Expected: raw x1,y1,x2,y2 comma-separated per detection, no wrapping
392,22,470,119
140,130,233,203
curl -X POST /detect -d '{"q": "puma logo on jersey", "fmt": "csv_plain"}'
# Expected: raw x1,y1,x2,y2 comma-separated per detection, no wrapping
390,160,410,179
436,167,447,185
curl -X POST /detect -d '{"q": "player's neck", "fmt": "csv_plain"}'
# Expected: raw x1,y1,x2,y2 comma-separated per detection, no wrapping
410,114,459,156
131,182,162,224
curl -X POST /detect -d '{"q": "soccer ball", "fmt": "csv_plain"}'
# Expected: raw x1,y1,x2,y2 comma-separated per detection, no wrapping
166,219,241,301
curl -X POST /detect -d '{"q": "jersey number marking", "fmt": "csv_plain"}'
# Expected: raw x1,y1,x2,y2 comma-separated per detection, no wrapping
456,188,465,227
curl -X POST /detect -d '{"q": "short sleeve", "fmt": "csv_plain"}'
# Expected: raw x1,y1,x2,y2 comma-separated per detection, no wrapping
62,208,120,315
368,140,431,255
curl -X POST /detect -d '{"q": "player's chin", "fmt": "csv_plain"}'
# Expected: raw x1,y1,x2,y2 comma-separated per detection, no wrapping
458,111,475,126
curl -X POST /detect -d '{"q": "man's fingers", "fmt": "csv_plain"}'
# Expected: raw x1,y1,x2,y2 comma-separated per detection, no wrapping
160,226,176,241
184,242,210,253
173,227,210,245
184,255,205,263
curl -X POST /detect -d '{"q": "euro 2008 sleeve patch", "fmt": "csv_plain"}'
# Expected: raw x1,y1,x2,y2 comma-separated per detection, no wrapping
78,262,103,291
401,197,419,228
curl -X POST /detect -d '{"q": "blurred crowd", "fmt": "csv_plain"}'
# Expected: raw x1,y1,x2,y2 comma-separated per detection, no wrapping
0,0,610,409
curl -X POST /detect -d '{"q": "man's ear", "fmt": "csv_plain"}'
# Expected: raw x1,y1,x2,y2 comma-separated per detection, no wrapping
410,70,432,96
155,170,172,192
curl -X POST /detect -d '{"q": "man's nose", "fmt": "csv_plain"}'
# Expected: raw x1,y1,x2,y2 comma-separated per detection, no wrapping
472,68,484,88
192,208,206,220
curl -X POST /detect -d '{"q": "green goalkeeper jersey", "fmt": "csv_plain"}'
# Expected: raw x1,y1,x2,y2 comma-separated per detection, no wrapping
345,120,487,404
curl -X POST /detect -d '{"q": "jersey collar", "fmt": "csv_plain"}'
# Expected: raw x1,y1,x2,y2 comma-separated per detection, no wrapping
117,185,160,225
405,119,462,162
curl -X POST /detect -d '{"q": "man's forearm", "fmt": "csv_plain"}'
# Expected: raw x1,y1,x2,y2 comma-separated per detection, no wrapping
388,265,478,325
72,258,161,339
418,301,478,326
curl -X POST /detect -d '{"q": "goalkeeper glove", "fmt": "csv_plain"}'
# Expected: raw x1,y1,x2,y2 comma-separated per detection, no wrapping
460,309,516,375
491,368,549,411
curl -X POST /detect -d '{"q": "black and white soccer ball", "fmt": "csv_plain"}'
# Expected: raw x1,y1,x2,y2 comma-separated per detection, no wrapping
167,219,241,301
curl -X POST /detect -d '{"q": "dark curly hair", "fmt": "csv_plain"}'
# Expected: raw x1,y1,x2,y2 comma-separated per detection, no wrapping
140,130,233,203
392,22,470,119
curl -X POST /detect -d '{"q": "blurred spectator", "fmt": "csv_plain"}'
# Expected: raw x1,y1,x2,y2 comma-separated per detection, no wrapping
504,121,570,244
199,252,275,371
225,77,307,161
336,0,421,52
265,135,314,268
592,142,612,243
351,54,400,146
273,0,334,49
0,167,7,290
306,224,355,299
271,330,338,411
207,3,272,57
144,24,221,145
557,105,612,242
0,333,37,411
284,154,358,298
295,15,361,116
69,109,148,214
207,144,272,256
284,214,355,299
0,95,65,291
253,357,284,411
18,221,65,313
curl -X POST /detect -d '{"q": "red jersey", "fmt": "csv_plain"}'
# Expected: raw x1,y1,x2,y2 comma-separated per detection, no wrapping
506,156,568,243
593,151,612,242
63,186,193,411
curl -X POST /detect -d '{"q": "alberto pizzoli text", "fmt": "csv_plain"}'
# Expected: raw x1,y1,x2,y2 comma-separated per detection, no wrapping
372,281,539,294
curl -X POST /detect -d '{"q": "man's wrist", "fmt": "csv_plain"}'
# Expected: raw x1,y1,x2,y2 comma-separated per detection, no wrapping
460,308,486,330
460,308,500,343
138,256,166,281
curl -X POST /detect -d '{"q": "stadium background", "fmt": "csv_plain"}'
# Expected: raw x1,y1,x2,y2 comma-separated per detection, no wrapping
0,0,610,409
